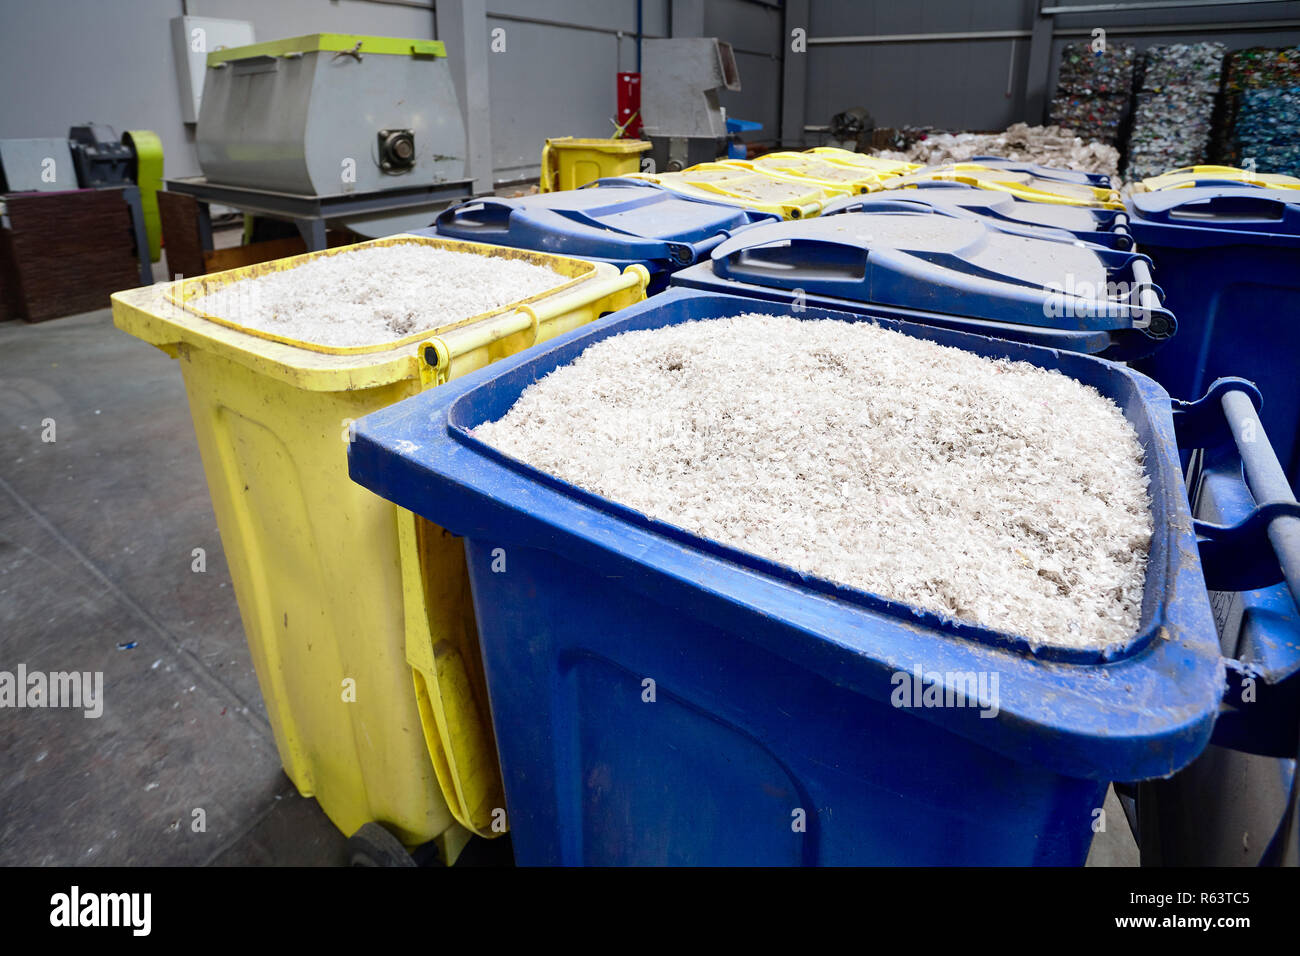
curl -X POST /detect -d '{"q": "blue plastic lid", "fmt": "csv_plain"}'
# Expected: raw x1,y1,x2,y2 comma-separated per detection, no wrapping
877,180,1127,236
966,155,1112,188
436,180,777,266
1126,186,1300,247
708,213,1170,334
822,194,1111,248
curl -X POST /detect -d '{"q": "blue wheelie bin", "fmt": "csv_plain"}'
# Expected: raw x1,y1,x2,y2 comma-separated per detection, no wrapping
1135,383,1300,865
824,181,1134,249
822,194,1119,248
424,179,777,295
1125,186,1300,492
670,211,1173,360
348,287,1232,866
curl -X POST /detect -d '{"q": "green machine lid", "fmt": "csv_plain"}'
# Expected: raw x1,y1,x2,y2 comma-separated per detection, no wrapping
207,34,446,66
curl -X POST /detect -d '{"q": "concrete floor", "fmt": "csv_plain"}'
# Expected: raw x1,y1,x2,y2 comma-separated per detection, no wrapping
0,306,348,865
0,300,1139,867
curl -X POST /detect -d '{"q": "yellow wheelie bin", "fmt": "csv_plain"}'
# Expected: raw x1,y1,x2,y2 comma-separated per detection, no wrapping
540,137,651,192
112,235,648,858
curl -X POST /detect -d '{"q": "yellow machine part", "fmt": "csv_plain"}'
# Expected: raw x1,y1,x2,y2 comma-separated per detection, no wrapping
123,129,163,262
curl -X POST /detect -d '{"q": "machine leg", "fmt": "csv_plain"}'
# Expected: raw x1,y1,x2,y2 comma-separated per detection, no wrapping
121,186,154,286
295,218,328,252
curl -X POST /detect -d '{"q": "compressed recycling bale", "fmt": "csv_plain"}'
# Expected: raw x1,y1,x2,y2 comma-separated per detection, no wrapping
1126,89,1218,180
1137,41,1226,94
1237,86,1300,142
1126,44,1224,180
873,122,1120,181
1213,46,1300,166
1224,45,1300,92
1234,87,1300,174
474,313,1153,652
1056,42,1137,94
1049,92,1131,147
1050,43,1137,147
187,241,569,349
1235,142,1300,177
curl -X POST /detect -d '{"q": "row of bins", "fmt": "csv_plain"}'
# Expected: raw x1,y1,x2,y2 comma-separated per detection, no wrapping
114,148,1300,865
391,161,1299,864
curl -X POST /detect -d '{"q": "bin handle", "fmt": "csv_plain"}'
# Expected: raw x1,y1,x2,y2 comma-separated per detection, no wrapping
435,198,512,234
395,510,504,838
1160,193,1296,226
832,198,970,219
1127,257,1176,340
1173,378,1300,600
1173,379,1300,758
584,176,664,191
425,265,648,383
540,140,556,192
718,236,869,285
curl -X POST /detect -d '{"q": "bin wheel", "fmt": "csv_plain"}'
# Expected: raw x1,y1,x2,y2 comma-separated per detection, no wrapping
346,822,417,867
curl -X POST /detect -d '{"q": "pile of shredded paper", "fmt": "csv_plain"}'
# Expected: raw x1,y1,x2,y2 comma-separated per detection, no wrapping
874,123,1122,181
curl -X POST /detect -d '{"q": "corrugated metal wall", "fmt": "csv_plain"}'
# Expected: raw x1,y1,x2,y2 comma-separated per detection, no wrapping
804,0,1033,132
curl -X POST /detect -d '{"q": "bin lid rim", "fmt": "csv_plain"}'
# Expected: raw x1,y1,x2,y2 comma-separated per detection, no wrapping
1127,184,1300,222
703,213,1159,331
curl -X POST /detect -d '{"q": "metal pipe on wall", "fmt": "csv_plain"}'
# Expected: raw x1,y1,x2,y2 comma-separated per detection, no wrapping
1042,0,1294,14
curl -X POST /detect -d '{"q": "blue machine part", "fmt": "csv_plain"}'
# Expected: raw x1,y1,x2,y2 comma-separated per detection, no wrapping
1126,186,1300,492
348,287,1229,866
825,181,1133,249
426,179,777,294
726,117,762,159
670,211,1172,359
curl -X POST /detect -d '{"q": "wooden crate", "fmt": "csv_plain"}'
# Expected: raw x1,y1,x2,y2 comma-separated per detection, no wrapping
157,189,355,278
0,187,143,322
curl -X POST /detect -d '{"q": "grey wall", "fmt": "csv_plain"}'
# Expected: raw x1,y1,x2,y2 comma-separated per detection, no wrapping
0,0,780,187
706,0,784,145
481,0,781,179
804,0,1034,133
484,0,670,180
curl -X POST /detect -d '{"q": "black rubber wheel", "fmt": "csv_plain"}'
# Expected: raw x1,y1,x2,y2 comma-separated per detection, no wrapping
346,822,417,867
